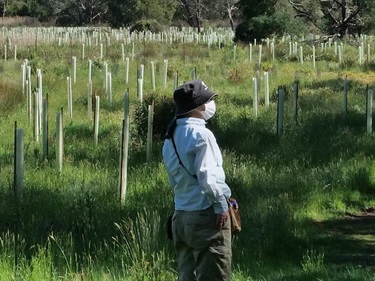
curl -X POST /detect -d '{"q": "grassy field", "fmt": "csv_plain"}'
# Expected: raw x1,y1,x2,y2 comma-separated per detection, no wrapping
1,27,375,280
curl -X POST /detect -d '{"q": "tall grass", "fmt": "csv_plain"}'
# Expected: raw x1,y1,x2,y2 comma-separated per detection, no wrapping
0,27,375,280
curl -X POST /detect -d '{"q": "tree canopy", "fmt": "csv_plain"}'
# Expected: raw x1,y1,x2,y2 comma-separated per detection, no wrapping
1,0,375,41
234,0,306,42
290,0,375,38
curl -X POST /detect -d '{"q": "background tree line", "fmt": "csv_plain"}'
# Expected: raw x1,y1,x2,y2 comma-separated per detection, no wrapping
1,0,375,41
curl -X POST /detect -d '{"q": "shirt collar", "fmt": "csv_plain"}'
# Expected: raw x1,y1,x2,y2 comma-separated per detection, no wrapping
176,117,206,126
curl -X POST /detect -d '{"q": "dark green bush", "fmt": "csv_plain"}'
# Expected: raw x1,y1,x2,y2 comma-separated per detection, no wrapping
134,94,175,141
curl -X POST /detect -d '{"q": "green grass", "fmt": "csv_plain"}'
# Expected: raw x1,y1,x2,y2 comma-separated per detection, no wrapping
1,27,375,280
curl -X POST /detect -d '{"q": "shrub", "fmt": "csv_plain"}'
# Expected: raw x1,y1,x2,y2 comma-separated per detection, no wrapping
134,94,175,141
227,62,252,83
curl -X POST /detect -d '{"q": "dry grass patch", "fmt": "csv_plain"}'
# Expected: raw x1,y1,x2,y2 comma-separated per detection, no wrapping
0,16,40,27
0,79,23,115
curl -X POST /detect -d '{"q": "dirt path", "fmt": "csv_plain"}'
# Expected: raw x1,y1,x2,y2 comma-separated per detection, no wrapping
314,208,375,266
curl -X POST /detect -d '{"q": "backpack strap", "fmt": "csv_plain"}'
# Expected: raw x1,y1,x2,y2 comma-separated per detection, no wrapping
171,135,197,179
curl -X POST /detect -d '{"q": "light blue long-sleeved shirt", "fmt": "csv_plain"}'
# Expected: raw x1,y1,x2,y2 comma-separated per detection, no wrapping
162,117,231,214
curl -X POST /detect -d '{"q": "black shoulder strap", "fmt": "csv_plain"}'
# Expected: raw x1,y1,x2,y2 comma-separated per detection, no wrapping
171,136,197,179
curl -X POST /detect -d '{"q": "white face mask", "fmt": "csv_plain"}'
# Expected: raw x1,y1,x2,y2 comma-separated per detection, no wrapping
201,100,216,120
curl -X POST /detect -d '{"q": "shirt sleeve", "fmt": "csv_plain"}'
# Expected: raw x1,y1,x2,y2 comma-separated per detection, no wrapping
194,131,229,214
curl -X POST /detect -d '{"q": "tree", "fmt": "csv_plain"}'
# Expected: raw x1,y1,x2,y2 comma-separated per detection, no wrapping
0,0,62,20
57,0,109,26
107,0,176,30
290,0,375,38
107,0,137,28
0,0,8,18
176,0,204,32
32,0,63,21
136,0,176,26
234,0,306,42
226,0,238,31
175,0,239,31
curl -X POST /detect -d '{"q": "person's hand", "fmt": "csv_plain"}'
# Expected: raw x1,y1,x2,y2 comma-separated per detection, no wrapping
216,210,229,230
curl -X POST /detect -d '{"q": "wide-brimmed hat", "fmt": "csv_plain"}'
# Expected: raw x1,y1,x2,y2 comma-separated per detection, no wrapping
173,80,217,116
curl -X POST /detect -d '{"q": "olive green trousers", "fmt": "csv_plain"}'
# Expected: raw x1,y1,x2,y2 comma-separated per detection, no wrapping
172,207,232,281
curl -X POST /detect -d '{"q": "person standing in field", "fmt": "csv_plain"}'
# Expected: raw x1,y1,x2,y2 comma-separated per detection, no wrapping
162,80,232,281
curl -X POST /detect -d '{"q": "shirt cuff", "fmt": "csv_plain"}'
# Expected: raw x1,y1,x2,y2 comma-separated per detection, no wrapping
213,196,228,214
